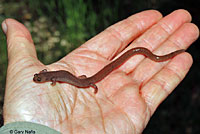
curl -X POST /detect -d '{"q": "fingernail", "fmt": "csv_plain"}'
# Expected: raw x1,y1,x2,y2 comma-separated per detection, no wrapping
2,20,7,34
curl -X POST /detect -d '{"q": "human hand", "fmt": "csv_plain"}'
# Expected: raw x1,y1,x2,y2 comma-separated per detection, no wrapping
2,10,199,134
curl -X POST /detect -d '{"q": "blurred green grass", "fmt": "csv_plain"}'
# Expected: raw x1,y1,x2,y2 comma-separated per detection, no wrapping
0,14,7,126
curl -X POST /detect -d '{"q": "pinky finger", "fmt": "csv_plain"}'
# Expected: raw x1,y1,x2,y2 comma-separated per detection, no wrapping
141,52,192,114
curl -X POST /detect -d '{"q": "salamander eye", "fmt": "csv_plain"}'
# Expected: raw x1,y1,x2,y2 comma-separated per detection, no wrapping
37,77,41,82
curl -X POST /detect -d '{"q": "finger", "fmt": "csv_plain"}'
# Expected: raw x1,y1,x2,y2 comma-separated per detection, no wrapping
141,52,193,114
118,9,192,72
56,10,162,76
134,9,192,49
102,23,199,96
2,19,37,64
60,10,162,61
131,23,199,86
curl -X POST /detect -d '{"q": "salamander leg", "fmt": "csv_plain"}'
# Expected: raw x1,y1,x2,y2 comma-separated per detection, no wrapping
78,75,87,79
51,77,56,86
40,69,47,73
89,83,98,94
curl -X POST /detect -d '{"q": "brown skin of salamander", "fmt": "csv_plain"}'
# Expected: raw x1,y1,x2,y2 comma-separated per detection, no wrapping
33,47,185,94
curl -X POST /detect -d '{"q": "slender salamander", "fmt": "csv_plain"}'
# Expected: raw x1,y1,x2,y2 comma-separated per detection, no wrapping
33,47,185,94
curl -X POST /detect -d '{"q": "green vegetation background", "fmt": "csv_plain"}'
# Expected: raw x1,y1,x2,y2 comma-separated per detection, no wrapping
0,0,199,133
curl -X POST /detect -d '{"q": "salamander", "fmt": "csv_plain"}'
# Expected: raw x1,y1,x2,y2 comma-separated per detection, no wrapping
33,47,185,94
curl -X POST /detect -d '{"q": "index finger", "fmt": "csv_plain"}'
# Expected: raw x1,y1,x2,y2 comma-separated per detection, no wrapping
62,10,162,61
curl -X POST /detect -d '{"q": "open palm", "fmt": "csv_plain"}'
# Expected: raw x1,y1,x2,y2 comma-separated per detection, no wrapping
2,10,198,134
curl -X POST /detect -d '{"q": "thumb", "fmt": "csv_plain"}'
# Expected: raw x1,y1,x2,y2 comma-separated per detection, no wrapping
2,19,37,65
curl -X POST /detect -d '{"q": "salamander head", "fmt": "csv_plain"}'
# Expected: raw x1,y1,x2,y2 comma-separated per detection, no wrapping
33,73,48,83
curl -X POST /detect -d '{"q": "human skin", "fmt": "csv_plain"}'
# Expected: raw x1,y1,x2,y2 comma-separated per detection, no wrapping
2,9,199,134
